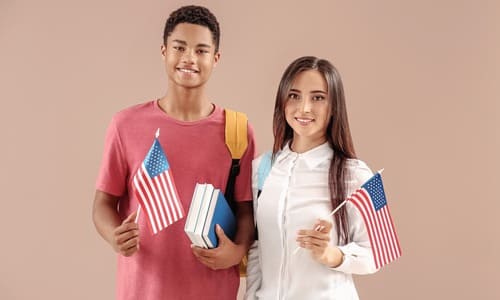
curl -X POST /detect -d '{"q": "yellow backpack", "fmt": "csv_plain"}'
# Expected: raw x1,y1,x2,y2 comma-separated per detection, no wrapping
224,109,249,277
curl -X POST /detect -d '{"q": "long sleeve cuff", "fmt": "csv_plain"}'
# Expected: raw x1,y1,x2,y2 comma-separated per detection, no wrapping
330,243,378,275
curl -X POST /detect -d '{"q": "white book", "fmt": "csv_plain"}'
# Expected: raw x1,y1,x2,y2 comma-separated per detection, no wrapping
184,183,206,245
185,184,236,249
194,183,214,248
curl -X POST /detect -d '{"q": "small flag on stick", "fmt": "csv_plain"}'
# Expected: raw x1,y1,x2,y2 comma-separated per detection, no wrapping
348,171,402,269
132,129,184,234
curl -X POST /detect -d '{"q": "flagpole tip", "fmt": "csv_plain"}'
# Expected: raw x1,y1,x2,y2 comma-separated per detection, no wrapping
378,168,385,174
155,128,160,138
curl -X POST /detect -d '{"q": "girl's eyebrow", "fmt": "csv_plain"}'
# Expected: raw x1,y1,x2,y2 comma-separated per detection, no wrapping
290,88,327,94
310,90,327,94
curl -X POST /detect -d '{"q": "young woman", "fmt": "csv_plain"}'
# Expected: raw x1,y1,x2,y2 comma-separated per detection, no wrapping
246,56,378,300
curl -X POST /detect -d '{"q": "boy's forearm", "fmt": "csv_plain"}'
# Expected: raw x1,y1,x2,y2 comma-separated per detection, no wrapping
92,190,121,245
234,201,255,252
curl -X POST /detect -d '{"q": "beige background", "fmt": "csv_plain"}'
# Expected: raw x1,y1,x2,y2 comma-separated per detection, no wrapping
1,0,499,299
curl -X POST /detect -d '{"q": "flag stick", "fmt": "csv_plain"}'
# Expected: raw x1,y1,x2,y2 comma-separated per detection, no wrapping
135,205,141,223
323,200,347,219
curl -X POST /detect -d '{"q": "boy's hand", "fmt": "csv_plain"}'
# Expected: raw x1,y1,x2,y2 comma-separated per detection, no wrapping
191,225,245,270
112,211,140,257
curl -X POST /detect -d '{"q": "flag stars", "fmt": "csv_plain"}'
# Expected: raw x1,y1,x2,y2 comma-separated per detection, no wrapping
363,174,387,211
144,139,170,177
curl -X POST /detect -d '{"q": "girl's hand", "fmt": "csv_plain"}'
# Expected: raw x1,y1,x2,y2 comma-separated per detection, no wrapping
296,219,343,267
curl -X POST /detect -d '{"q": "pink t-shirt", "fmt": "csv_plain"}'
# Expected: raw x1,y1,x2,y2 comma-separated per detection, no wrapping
96,100,255,300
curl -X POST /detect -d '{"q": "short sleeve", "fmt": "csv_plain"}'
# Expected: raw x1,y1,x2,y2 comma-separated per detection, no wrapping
95,117,129,196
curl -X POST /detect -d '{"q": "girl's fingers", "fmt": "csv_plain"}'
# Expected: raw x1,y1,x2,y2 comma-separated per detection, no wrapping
297,231,330,242
313,219,333,233
297,235,330,247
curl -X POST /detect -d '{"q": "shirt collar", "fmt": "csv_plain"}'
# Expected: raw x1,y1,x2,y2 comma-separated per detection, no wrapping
280,141,333,170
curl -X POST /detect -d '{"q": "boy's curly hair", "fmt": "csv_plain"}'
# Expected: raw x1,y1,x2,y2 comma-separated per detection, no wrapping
163,5,220,52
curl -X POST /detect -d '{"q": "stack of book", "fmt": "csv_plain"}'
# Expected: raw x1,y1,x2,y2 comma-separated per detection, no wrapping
184,183,236,248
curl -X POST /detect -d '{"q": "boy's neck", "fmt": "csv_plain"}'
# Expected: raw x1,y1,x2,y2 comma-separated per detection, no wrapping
159,85,214,121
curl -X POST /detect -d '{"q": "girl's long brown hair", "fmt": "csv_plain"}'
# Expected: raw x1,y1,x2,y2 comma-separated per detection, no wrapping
272,56,356,243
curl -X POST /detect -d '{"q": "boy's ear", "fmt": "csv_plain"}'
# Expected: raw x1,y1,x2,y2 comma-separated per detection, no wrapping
213,52,221,66
161,44,167,59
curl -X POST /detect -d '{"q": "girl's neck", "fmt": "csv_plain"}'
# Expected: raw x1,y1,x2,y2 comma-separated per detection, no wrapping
290,136,327,153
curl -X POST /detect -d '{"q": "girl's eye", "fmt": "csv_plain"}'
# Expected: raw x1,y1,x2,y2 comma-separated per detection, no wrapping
288,93,300,100
312,95,326,101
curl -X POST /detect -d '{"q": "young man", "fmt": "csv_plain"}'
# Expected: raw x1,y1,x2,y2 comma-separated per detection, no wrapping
93,5,255,299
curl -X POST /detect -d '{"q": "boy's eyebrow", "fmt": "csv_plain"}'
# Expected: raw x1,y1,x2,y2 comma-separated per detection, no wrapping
172,39,187,45
172,39,212,48
197,43,212,49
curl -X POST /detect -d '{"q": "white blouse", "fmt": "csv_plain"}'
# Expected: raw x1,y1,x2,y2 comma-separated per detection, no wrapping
245,143,378,300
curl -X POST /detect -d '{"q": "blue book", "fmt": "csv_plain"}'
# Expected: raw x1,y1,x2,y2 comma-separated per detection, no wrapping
202,188,236,248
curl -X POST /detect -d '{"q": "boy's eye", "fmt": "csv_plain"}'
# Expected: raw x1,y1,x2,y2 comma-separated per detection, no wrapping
197,49,209,54
173,46,185,52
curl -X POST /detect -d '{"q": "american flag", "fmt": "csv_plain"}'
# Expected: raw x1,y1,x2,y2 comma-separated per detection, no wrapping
349,172,402,269
132,131,184,234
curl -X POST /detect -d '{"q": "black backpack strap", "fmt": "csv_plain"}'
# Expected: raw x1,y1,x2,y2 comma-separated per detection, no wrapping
225,158,240,213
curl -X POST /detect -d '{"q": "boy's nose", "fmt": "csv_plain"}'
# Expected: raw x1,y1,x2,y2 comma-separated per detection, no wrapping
182,49,196,64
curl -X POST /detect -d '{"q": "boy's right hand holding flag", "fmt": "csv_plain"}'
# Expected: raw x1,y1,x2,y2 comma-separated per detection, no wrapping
112,211,140,257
